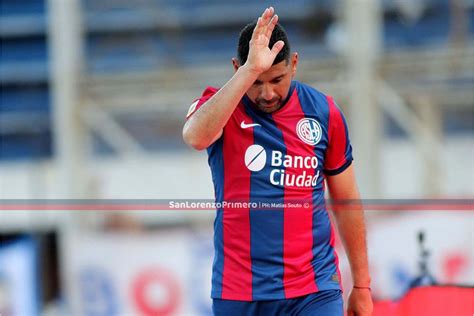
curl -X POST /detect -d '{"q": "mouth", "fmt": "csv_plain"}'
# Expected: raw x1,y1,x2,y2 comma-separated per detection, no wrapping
258,100,280,108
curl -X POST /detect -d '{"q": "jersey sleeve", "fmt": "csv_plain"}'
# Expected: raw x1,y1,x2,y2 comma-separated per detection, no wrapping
185,86,218,120
324,96,353,176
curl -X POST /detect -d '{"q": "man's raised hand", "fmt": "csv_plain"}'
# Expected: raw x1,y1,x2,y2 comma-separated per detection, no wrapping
245,7,285,74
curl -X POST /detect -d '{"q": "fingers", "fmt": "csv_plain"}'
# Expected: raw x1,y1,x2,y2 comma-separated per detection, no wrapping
270,40,285,57
253,7,277,38
262,6,274,23
253,8,268,36
264,14,279,39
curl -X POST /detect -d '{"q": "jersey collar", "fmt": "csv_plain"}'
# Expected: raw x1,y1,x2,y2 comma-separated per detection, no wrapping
242,81,297,115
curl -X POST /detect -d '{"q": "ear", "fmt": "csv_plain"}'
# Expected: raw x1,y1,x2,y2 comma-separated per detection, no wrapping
232,58,240,72
290,52,298,77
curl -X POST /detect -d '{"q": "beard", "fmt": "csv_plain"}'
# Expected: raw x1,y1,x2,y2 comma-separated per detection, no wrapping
255,97,282,113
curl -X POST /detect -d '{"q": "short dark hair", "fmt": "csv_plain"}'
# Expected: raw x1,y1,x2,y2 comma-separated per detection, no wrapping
237,21,291,66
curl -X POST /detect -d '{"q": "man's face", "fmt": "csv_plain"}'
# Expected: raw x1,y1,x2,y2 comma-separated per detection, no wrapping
234,53,298,113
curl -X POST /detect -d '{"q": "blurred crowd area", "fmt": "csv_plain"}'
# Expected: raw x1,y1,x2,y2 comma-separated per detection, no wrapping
0,0,473,315
1,0,473,158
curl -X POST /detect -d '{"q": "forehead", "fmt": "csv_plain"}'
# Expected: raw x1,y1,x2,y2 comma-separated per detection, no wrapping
256,61,290,81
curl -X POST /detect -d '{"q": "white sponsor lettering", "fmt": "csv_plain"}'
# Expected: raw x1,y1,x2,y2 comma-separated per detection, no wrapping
247,145,320,188
271,151,319,169
270,169,320,187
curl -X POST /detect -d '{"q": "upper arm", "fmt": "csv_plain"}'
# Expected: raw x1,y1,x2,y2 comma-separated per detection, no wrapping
185,87,219,120
323,96,353,176
325,164,360,201
183,86,222,150
182,112,223,150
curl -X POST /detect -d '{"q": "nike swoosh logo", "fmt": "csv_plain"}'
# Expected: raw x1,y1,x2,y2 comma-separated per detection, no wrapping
240,121,261,129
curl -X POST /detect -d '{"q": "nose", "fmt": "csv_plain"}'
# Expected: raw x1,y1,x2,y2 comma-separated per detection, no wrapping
260,84,274,101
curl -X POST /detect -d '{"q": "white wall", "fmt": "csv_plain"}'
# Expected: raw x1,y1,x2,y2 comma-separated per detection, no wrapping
0,138,472,230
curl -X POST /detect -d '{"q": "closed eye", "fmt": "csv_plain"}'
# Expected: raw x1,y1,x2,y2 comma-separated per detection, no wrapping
253,76,284,86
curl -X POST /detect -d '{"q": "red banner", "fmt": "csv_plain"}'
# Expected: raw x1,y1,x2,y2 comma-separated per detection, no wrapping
374,286,474,316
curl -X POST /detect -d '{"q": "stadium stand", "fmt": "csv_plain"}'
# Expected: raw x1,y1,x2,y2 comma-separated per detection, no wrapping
0,0,472,160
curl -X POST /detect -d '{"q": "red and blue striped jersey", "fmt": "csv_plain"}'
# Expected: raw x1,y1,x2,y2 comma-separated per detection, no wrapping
187,81,353,301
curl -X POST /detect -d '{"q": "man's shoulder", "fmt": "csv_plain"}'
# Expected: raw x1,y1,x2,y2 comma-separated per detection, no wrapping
201,86,219,98
294,81,329,108
186,86,220,119
294,81,326,97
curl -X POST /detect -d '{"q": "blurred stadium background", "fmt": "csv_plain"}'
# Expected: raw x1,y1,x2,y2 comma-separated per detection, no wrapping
0,0,473,315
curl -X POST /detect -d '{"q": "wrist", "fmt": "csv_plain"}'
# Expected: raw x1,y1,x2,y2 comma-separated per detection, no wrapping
240,63,263,78
353,285,371,291
352,274,371,287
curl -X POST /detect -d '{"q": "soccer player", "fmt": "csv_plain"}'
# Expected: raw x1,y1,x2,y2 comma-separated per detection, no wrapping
183,7,373,316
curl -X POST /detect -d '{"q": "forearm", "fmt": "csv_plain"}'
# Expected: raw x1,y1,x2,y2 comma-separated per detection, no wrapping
326,165,371,286
183,65,259,150
333,206,371,286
